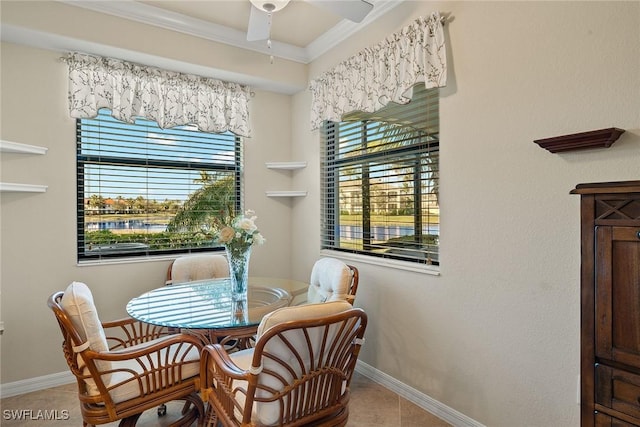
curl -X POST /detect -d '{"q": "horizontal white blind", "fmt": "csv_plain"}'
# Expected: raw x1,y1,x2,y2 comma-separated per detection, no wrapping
321,84,439,265
77,108,242,260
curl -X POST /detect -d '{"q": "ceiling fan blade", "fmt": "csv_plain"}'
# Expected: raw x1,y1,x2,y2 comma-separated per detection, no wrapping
306,0,374,23
247,5,270,41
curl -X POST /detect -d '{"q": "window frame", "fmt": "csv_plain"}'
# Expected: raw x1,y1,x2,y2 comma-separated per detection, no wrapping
320,87,440,267
76,109,242,262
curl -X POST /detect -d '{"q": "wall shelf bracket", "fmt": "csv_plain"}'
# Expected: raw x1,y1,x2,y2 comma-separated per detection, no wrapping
265,191,307,197
533,127,625,153
265,161,307,170
0,182,48,193
0,140,48,155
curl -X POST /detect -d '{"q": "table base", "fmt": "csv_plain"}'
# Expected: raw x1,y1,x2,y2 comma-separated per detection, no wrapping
180,326,257,350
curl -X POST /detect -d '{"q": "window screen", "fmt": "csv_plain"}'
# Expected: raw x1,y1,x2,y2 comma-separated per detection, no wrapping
77,108,241,261
321,84,439,265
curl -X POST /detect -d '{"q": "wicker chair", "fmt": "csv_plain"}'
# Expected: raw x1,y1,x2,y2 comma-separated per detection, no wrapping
48,282,205,426
166,254,229,285
292,258,359,305
200,301,367,426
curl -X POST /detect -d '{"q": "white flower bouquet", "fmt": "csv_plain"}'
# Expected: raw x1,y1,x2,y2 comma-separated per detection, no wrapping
214,209,265,300
214,209,266,255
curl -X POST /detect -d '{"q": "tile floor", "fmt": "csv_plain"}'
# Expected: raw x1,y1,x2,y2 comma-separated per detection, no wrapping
1,372,451,426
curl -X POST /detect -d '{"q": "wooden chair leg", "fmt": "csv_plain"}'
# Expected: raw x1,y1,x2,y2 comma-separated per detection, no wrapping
185,392,205,427
118,413,142,427
112,393,202,427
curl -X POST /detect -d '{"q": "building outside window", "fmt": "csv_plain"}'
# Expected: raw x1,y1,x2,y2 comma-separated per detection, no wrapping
76,108,241,261
321,84,439,265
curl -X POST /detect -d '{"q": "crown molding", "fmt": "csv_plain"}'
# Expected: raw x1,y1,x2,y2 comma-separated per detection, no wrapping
57,0,309,63
305,0,405,60
3,0,405,93
56,0,404,64
1,24,306,95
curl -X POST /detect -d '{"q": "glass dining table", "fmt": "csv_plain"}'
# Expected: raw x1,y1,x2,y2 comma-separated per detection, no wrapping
126,277,308,347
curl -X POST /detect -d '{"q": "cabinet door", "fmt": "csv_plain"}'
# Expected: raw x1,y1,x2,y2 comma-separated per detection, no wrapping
596,411,639,427
595,226,640,366
596,364,640,421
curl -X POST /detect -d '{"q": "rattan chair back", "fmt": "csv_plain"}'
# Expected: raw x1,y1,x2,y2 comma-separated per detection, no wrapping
48,289,204,426
166,254,229,285
201,304,367,426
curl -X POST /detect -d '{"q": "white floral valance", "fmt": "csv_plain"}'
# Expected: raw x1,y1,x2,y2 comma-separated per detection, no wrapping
65,53,252,137
309,12,447,130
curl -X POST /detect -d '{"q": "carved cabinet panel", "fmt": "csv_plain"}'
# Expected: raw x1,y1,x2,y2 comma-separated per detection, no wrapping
572,181,640,427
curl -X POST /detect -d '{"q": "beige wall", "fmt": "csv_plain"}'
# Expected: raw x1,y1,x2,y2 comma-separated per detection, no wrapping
0,42,294,381
292,1,640,426
2,1,639,427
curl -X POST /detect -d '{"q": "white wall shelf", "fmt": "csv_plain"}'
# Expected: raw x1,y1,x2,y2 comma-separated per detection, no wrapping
265,161,307,170
265,191,308,197
265,161,307,197
0,140,48,193
0,182,48,193
0,140,48,155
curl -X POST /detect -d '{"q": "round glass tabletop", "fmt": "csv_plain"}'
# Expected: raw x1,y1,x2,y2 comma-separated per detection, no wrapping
126,277,301,330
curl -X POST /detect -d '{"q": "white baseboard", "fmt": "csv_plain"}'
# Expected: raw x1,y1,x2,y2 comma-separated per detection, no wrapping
355,361,485,427
1,371,74,398
2,363,482,427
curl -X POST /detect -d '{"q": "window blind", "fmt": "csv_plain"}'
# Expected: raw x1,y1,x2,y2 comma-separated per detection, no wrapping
77,108,242,261
321,85,439,265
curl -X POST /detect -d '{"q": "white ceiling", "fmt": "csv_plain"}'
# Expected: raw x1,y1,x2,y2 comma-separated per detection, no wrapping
140,0,341,47
58,0,404,63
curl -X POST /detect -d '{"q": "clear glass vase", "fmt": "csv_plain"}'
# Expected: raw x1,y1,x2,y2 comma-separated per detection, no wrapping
232,297,248,325
225,244,252,302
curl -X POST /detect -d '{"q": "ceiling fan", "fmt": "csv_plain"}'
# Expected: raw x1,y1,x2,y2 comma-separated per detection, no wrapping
247,0,374,42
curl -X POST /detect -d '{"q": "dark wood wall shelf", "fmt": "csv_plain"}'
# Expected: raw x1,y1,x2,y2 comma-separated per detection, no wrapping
534,128,625,153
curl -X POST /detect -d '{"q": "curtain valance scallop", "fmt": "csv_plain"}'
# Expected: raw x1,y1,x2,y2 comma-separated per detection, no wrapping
309,12,447,130
65,53,252,137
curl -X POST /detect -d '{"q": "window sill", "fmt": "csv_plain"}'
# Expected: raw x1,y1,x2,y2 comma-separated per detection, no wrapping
76,252,224,267
320,250,440,276
77,254,177,267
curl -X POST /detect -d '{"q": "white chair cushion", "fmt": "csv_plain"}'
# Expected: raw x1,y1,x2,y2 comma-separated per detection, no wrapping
257,300,352,338
307,258,353,304
168,254,229,284
60,282,200,401
227,348,254,421
105,342,200,403
60,282,112,393
230,301,352,425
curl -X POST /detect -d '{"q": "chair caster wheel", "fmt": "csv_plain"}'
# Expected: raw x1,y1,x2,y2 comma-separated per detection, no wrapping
158,404,167,417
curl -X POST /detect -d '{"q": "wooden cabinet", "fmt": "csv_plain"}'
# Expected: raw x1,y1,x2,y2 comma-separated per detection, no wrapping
572,181,640,427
